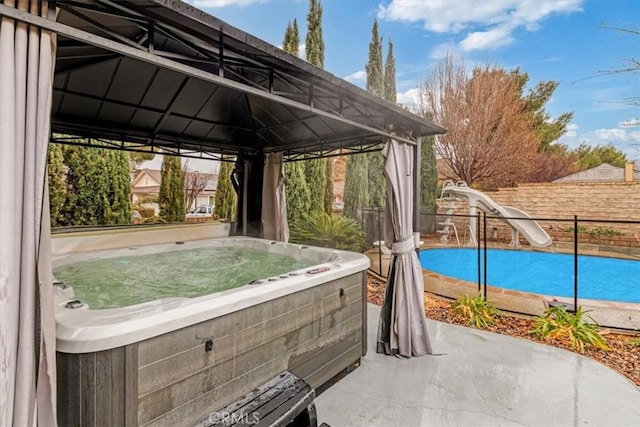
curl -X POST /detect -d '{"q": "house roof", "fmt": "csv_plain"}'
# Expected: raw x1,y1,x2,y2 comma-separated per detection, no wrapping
132,168,162,187
553,163,640,183
132,168,217,191
40,0,446,159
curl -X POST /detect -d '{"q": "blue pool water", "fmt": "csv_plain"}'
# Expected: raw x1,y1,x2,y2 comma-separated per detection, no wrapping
419,248,640,304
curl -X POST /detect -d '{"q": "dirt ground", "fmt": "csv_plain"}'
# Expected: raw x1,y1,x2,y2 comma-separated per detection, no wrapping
367,273,640,387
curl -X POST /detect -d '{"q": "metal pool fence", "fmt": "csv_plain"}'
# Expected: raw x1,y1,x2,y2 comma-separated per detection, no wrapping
365,210,640,312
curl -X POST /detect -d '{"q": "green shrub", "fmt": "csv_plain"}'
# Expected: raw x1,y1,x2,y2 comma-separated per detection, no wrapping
563,225,624,237
142,216,166,224
134,206,155,218
452,294,501,329
531,306,609,353
289,210,367,252
590,227,624,237
564,225,589,233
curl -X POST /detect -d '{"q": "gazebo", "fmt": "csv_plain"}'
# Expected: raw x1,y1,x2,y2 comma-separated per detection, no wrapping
0,0,445,425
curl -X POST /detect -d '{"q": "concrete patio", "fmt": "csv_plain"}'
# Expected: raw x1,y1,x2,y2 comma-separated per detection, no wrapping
315,304,640,427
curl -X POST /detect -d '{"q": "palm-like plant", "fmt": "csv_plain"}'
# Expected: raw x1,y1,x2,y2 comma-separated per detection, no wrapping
531,306,609,353
452,294,501,329
289,210,367,252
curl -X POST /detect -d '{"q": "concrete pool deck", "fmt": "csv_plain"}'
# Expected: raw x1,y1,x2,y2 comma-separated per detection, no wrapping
315,304,640,427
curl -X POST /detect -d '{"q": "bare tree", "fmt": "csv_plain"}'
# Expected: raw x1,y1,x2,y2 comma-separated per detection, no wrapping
529,145,581,183
418,55,541,189
184,162,210,212
601,25,639,106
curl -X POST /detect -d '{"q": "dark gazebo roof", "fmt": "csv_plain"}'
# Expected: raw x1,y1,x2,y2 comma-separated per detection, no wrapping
48,0,445,159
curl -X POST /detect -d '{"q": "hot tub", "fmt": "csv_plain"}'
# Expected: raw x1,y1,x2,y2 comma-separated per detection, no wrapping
54,237,369,426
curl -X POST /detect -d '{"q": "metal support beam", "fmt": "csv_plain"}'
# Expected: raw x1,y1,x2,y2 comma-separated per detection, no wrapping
49,135,227,161
148,20,155,54
218,25,224,77
413,136,421,252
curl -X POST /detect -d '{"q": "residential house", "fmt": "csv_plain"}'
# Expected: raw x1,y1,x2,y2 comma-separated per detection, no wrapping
131,169,217,216
553,163,640,183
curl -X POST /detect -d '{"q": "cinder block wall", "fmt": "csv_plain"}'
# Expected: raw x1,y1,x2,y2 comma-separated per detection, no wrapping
436,182,640,242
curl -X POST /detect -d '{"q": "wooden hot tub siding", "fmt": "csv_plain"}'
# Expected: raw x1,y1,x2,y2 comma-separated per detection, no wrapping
56,271,367,426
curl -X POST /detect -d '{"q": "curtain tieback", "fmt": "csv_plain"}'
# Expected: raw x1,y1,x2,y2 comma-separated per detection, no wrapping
391,235,414,255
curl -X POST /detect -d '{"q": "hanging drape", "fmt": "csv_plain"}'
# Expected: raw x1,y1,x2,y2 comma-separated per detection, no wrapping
377,137,433,357
261,152,289,242
0,0,58,424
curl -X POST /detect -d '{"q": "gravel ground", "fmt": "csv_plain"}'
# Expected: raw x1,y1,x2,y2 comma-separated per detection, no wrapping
367,273,640,387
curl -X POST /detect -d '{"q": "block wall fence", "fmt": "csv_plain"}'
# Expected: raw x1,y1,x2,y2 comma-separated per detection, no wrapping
436,181,640,244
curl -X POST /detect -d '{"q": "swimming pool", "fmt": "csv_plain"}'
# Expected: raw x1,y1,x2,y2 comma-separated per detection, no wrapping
419,248,640,304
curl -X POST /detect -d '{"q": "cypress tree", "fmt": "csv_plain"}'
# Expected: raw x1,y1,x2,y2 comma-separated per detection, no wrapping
284,161,311,224
324,157,333,215
58,144,131,226
47,143,67,227
104,149,132,224
366,152,385,208
291,19,299,54
343,154,369,220
158,155,185,222
282,18,313,222
62,146,103,225
366,19,384,97
305,159,325,212
215,160,237,221
305,0,324,68
302,0,328,214
384,39,396,103
283,19,299,55
421,136,438,233
364,19,385,207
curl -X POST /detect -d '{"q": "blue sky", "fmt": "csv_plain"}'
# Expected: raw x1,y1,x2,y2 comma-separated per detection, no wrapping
187,0,640,160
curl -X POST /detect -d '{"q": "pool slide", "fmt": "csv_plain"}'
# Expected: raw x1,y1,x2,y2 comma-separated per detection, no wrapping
442,182,552,248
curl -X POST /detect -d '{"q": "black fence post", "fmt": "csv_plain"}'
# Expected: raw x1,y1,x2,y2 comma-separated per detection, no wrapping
573,215,579,312
476,213,481,295
377,207,383,277
483,211,488,301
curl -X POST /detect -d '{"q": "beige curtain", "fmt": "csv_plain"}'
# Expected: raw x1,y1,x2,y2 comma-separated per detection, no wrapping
261,152,289,242
377,138,433,357
0,0,57,425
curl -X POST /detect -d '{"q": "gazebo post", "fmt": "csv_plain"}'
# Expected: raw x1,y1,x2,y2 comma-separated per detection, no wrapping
234,150,264,238
413,133,421,253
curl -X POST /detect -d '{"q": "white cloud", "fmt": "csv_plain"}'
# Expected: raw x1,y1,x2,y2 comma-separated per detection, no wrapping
378,0,583,51
459,25,515,52
565,123,579,138
593,128,634,141
344,70,366,83
396,88,421,112
559,123,640,158
192,0,264,7
620,118,640,128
